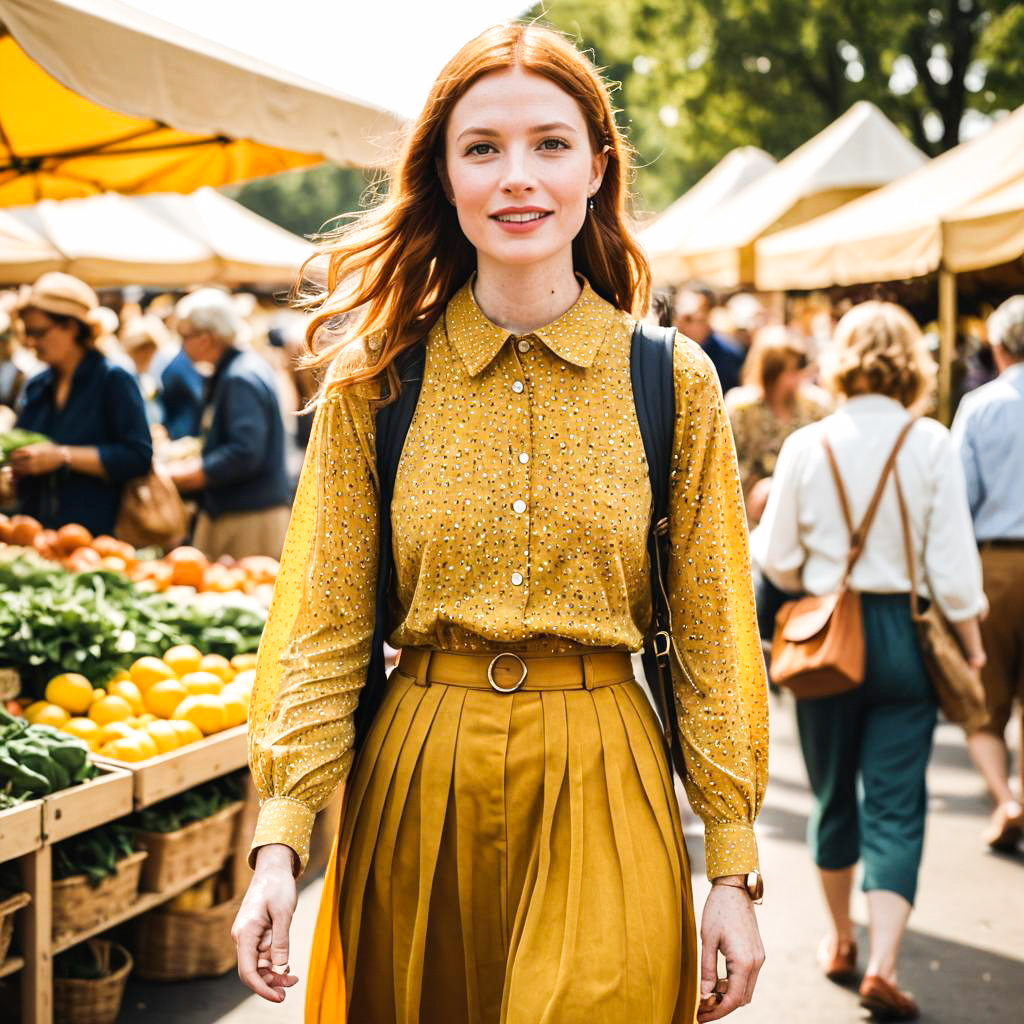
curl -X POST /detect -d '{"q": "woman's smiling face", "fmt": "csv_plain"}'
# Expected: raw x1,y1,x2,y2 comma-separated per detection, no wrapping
442,67,607,271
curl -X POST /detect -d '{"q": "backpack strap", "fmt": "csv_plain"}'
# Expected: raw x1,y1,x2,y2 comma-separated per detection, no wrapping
353,343,427,749
630,322,687,777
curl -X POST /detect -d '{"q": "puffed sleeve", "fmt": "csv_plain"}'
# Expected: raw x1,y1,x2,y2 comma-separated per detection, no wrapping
247,383,379,874
667,338,769,880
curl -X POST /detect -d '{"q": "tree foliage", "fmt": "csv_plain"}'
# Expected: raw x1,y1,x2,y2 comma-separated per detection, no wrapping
225,164,372,239
535,0,1024,210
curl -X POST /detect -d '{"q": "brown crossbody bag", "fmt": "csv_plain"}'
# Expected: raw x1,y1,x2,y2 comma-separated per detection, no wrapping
891,464,989,733
769,420,915,698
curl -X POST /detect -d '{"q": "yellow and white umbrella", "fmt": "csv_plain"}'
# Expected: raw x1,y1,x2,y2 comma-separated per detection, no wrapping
0,0,405,205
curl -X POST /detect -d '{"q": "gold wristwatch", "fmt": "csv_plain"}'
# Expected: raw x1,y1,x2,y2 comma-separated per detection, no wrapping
713,870,764,903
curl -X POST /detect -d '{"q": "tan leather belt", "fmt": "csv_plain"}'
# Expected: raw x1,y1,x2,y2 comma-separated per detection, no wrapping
398,647,635,694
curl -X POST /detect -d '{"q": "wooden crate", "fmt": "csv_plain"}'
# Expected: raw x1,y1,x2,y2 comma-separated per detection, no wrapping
94,724,247,809
41,766,133,845
0,798,43,862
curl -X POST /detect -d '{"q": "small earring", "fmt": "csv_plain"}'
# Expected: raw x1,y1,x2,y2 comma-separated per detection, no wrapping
588,196,595,211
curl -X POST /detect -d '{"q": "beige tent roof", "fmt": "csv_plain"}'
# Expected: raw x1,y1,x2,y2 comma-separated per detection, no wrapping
2,189,313,286
755,105,1024,289
0,208,62,279
942,176,1024,275
640,147,776,286
0,0,405,204
671,101,927,288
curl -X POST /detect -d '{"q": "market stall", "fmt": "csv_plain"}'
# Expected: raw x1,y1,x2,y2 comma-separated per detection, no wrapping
663,101,927,289
0,534,270,1024
754,104,1024,421
0,188,314,286
639,146,776,287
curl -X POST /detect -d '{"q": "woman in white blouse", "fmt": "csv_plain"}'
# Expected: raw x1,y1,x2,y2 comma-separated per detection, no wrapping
752,302,986,1022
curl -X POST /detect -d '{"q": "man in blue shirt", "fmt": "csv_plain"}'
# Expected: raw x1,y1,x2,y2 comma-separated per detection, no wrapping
951,294,1024,852
673,288,746,394
167,290,291,560
159,345,204,440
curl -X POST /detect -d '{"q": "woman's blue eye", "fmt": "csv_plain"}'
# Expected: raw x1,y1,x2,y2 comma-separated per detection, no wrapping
539,138,569,150
466,143,494,156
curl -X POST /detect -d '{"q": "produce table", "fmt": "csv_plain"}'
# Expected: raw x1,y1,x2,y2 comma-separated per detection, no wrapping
0,732,257,1024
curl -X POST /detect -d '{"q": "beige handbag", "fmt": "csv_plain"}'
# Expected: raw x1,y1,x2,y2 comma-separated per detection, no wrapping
770,421,915,699
115,465,187,551
892,468,989,734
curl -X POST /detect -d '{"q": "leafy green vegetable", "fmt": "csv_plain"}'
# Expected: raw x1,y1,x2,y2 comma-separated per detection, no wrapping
0,551,265,697
0,429,50,461
130,773,244,834
52,823,137,887
0,708,97,797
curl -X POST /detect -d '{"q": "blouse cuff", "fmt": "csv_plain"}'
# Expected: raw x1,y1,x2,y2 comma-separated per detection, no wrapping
248,796,316,876
705,822,760,880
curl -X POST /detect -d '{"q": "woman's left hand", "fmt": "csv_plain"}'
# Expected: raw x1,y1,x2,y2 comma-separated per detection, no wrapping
697,880,765,1021
9,442,64,477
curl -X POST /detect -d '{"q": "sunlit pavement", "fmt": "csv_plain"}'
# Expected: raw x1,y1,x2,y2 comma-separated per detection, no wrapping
118,691,1023,1024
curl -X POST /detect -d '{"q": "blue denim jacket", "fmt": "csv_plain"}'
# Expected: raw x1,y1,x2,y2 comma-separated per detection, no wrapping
199,348,291,518
16,349,152,535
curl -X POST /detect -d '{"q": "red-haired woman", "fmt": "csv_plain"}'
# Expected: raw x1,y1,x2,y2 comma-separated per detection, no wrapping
233,23,768,1024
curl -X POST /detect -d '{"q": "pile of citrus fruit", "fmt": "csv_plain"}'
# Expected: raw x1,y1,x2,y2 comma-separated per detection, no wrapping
22,647,257,763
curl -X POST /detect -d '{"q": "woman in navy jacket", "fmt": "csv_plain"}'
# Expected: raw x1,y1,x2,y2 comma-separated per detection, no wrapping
12,273,152,537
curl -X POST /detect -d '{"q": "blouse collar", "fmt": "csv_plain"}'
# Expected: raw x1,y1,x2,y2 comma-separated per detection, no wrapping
445,275,616,377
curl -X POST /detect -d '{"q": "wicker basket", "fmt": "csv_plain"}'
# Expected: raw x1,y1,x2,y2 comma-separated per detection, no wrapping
134,883,242,980
134,801,242,893
52,850,147,940
54,940,133,1024
0,891,31,963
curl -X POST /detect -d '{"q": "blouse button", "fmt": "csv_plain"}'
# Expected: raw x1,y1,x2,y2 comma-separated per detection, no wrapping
517,338,531,353
512,499,527,514
518,452,529,464
511,380,525,394
511,572,524,586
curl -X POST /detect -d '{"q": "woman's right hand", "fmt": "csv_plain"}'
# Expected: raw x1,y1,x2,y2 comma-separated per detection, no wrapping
232,844,300,1002
951,615,986,671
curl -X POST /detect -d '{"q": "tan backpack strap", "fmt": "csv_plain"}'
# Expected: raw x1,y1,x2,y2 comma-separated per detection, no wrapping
824,418,917,582
892,470,924,620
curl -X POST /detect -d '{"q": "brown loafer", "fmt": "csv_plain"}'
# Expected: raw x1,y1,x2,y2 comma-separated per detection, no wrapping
817,936,858,983
859,974,919,1021
983,801,1024,852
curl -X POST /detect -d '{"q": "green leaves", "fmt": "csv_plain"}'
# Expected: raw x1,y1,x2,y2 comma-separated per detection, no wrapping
535,0,1024,210
0,551,264,696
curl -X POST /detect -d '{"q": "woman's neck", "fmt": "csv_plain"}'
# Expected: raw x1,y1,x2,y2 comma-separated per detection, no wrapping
765,386,796,418
53,347,87,383
472,252,581,336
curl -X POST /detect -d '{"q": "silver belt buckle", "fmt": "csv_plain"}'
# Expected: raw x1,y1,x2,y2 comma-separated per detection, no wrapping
487,652,528,693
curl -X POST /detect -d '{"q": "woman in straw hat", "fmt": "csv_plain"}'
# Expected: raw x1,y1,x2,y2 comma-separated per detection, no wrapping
12,272,151,536
234,23,767,1024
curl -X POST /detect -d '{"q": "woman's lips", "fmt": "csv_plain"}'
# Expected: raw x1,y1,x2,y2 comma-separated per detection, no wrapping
490,210,553,233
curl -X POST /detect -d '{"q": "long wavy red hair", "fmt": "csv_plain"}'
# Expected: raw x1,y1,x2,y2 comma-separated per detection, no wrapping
297,22,651,400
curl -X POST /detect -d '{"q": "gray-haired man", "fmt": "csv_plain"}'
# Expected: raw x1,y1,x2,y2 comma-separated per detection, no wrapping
952,295,1024,851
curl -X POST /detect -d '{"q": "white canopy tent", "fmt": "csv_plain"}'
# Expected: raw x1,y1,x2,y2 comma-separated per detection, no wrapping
668,102,927,289
943,178,1024,274
640,147,776,287
2,188,313,286
755,105,1024,421
0,209,62,280
754,106,1024,289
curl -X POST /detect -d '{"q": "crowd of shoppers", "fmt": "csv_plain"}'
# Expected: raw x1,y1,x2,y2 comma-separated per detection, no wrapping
0,273,296,558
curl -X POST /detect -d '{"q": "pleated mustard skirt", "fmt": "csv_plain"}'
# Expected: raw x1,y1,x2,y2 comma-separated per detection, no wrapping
306,652,698,1024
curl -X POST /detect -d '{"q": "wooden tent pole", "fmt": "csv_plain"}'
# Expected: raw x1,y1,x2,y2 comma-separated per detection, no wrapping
938,268,957,425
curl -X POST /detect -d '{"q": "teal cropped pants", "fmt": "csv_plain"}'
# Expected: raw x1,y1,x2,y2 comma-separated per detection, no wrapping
796,593,937,905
